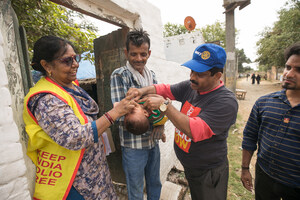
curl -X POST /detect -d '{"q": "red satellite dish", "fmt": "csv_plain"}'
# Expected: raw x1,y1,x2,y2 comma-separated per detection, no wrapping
184,16,196,31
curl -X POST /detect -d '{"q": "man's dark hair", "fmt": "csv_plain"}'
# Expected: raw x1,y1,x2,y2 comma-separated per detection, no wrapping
126,29,150,51
209,67,223,76
124,115,150,135
284,42,300,62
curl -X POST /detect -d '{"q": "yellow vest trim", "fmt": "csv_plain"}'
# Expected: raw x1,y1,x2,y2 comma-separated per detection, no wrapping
23,77,87,200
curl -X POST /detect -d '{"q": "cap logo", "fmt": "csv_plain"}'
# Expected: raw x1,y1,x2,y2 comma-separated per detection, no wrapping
182,44,226,72
194,50,201,56
201,51,210,60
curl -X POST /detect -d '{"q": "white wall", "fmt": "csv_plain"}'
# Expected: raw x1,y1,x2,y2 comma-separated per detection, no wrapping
148,58,190,182
107,0,191,184
0,1,32,199
164,31,205,64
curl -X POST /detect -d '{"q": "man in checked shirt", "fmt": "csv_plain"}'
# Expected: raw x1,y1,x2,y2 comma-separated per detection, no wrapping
110,29,163,200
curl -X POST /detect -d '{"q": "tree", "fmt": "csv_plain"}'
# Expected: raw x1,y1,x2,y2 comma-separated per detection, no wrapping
163,21,226,47
200,21,226,48
201,22,249,74
243,66,252,72
163,22,188,37
163,21,251,72
256,0,300,69
11,0,98,60
164,21,228,49
236,48,251,73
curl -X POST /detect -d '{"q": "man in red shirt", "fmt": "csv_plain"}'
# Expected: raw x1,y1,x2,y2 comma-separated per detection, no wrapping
127,43,238,200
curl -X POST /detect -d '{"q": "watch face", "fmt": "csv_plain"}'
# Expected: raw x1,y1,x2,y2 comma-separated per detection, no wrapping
159,103,167,112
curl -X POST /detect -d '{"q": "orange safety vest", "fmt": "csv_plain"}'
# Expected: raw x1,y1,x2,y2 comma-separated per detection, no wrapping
23,77,87,200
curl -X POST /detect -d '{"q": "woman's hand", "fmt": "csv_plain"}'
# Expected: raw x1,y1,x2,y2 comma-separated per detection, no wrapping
113,93,137,117
96,93,137,137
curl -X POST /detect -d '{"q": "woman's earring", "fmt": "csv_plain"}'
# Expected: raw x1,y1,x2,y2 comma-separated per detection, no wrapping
48,71,52,77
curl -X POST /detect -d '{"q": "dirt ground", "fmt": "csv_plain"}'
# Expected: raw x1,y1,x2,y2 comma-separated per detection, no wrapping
236,77,282,175
115,77,283,199
236,77,282,123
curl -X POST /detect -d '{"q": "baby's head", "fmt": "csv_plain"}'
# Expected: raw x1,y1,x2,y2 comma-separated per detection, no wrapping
124,103,150,135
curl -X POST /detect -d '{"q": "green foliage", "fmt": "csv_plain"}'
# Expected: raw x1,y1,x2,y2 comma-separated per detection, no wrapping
258,64,269,72
163,22,188,37
236,48,251,73
163,21,240,50
11,0,98,60
200,21,226,48
227,116,254,200
256,0,300,69
163,21,251,72
243,66,252,72
163,21,227,48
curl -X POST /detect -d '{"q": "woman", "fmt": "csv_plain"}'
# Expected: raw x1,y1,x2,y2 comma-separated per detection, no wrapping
23,35,135,200
251,73,256,84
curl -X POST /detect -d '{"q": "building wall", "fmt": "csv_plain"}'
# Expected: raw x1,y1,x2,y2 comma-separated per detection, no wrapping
0,1,32,199
267,66,284,81
0,0,190,198
164,32,205,64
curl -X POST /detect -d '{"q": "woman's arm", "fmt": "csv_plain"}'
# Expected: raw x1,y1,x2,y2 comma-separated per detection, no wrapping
32,93,135,150
95,93,136,136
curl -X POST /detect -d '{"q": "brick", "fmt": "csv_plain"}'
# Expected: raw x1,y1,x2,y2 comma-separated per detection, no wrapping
0,123,20,144
0,143,23,164
0,87,12,106
0,106,13,125
0,177,31,200
0,159,27,184
0,61,9,87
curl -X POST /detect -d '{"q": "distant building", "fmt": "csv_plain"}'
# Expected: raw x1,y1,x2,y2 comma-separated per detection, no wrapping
164,31,205,64
267,66,284,81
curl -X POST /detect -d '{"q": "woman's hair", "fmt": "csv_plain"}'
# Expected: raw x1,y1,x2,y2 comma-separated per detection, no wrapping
124,113,150,135
31,35,75,75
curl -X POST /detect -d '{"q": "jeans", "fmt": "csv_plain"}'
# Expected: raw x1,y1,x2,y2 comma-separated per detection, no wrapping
122,144,162,200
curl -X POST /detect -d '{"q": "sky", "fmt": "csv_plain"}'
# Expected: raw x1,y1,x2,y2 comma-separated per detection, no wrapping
149,0,288,65
93,0,288,68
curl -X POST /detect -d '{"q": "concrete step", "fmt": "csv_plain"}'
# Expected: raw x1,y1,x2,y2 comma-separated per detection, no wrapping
160,181,182,200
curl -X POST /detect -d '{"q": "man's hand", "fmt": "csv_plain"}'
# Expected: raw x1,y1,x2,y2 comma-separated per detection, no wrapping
140,96,165,111
151,125,165,142
241,169,253,192
127,88,142,101
127,86,157,102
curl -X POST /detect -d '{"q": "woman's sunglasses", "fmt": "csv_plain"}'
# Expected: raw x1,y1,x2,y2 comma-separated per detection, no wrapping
58,54,81,66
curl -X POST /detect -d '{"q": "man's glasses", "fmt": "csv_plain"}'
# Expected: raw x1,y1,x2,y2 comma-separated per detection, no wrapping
58,54,81,66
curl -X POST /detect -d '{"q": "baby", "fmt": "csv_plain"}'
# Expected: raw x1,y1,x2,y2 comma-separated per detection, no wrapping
124,101,167,142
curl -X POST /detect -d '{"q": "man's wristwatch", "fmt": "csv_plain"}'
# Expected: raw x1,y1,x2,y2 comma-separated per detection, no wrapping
159,99,170,112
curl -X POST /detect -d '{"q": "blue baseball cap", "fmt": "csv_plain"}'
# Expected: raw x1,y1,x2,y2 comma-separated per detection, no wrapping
181,43,227,73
